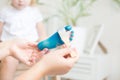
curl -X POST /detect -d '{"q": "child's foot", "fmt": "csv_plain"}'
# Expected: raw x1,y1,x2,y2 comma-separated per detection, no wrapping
58,25,74,47
37,25,74,50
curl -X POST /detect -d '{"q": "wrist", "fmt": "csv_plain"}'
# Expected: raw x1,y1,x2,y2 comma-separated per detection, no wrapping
0,40,14,56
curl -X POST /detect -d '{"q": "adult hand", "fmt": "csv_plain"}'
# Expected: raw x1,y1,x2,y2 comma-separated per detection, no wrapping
8,38,48,65
39,48,79,75
14,48,78,80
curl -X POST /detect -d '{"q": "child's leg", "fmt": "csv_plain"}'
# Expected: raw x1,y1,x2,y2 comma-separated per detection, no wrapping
0,56,19,80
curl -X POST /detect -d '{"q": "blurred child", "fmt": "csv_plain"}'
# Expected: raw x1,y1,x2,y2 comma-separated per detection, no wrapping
0,0,47,80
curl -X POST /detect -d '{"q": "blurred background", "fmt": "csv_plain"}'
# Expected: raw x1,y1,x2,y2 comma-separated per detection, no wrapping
0,0,120,80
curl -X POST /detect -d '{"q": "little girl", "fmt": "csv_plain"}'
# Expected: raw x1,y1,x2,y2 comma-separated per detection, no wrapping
0,0,47,80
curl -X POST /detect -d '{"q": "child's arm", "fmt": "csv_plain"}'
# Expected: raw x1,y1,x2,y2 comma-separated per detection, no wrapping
36,22,47,42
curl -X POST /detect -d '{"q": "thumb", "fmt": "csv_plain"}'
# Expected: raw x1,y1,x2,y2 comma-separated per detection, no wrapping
66,48,79,63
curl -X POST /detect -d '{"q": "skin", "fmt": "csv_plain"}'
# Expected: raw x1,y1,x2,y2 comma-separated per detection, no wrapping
0,39,79,80
15,48,79,80
0,38,47,80
0,38,46,64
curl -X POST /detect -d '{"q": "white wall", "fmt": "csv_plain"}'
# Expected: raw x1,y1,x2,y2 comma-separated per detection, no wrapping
79,0,120,54
0,0,120,80
40,0,120,79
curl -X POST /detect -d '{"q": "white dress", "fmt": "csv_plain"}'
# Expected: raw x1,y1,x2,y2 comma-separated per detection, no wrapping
0,6,43,41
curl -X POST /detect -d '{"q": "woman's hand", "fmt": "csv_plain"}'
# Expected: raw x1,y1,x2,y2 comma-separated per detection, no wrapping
8,38,48,65
15,48,79,80
39,48,79,75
